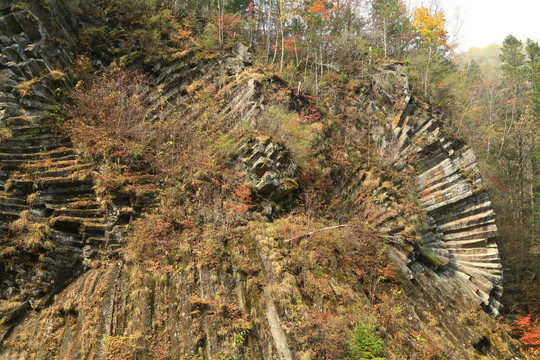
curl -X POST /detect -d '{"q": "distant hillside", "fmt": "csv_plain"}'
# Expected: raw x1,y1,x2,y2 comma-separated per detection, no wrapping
460,39,540,68
461,43,501,67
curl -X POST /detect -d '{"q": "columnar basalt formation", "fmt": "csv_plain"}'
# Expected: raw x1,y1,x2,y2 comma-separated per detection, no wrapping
0,0,140,340
236,136,298,201
370,63,503,315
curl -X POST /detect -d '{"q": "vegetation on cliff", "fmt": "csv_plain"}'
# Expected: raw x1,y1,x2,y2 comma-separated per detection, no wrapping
0,0,538,359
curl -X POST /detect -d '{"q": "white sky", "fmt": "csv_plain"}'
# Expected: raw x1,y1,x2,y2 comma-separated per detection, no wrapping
407,0,540,51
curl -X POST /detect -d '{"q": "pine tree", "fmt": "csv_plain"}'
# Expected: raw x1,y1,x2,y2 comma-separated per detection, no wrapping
526,39,540,117
499,35,527,100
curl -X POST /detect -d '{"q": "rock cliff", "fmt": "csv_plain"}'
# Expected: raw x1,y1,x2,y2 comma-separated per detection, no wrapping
0,1,518,359
369,64,502,315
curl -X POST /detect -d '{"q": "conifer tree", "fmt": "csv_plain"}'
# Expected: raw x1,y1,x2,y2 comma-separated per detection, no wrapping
526,39,540,117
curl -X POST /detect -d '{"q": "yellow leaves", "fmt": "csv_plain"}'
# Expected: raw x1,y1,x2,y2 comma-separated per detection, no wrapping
412,6,452,51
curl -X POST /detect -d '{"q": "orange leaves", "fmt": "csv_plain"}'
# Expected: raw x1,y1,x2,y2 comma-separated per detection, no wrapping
309,0,325,15
225,183,252,214
67,66,154,168
173,26,192,42
513,313,540,357
411,6,453,52
211,13,242,41
124,212,179,267
308,0,337,20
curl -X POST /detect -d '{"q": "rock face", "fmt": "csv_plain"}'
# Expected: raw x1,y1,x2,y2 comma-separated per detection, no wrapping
369,63,502,315
0,0,150,341
0,0,81,325
0,2,513,360
236,136,298,201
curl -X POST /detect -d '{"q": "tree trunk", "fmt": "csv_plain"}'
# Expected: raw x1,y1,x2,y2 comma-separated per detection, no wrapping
383,18,387,58
265,0,271,59
487,90,493,155
278,0,284,73
519,136,525,262
499,100,517,157
424,45,432,97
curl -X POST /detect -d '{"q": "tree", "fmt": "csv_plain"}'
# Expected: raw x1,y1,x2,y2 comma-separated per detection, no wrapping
498,35,527,157
464,59,482,84
513,313,540,358
526,39,540,117
371,0,412,58
411,6,453,96
525,39,540,255
500,35,527,100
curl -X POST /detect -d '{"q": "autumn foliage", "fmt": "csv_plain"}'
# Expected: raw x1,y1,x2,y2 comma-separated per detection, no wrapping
411,6,452,52
66,65,155,170
513,313,540,358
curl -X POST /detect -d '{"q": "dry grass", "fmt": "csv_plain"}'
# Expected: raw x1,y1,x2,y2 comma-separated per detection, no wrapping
14,78,39,97
27,193,38,206
10,210,32,233
0,246,17,258
23,223,52,251
10,210,53,251
0,70,9,90
0,128,11,142
47,70,67,80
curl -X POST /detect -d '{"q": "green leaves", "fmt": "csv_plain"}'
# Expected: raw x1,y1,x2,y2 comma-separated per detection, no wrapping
526,39,540,117
499,35,527,97
350,320,386,359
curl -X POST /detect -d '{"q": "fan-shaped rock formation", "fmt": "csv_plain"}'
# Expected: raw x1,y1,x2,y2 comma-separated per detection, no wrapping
369,63,502,315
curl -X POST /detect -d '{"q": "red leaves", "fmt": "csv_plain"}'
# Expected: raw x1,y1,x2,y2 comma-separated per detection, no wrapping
300,95,321,122
225,183,252,214
513,313,540,356
211,13,242,41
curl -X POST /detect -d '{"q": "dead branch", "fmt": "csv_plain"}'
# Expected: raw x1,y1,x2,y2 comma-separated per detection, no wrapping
282,224,349,244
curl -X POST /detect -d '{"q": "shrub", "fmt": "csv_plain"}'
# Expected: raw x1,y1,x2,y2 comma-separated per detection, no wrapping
104,335,136,360
299,309,352,359
72,0,171,64
124,212,179,266
66,66,155,171
200,22,218,49
350,319,386,360
0,128,11,142
257,105,323,168
513,313,540,358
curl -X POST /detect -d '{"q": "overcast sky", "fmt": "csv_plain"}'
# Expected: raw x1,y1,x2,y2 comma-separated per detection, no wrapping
407,0,540,51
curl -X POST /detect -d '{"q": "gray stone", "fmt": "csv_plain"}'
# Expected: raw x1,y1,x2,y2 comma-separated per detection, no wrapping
232,43,252,64
13,11,42,41
371,62,503,314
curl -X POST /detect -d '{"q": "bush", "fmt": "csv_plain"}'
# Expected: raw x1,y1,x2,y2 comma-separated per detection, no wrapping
124,212,179,267
299,309,352,359
10,211,53,252
66,66,155,171
69,0,186,67
513,313,540,358
350,320,386,360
